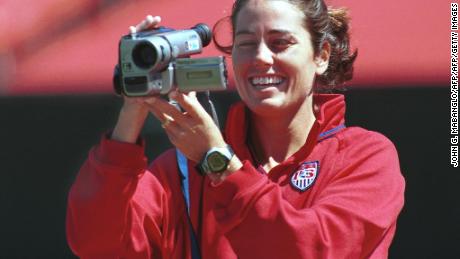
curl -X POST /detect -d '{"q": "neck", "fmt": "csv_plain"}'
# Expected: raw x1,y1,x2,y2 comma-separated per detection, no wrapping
248,96,316,172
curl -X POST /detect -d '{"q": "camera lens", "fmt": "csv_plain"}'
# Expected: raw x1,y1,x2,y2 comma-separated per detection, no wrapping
132,41,157,69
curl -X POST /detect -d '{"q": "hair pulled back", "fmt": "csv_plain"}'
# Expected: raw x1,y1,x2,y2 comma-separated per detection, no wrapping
213,0,358,91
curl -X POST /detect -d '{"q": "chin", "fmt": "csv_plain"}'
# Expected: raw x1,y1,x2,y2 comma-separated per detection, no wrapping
245,97,288,117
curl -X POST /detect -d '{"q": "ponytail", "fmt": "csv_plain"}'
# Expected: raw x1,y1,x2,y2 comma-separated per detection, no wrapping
316,7,357,90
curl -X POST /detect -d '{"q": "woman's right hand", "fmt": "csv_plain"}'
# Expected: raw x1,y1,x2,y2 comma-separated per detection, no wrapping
111,15,162,144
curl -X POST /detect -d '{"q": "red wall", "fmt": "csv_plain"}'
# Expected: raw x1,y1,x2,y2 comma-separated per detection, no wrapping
0,0,448,95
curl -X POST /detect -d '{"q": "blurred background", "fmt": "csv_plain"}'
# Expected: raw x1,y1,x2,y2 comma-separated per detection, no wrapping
0,0,457,258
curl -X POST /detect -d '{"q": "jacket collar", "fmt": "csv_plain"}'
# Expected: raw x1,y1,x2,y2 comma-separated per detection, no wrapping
224,94,346,164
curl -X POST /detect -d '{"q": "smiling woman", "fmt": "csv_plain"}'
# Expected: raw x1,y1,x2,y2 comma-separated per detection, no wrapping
232,0,327,120
66,0,405,258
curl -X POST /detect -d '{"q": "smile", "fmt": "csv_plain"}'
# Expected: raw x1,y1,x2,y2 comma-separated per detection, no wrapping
249,75,285,89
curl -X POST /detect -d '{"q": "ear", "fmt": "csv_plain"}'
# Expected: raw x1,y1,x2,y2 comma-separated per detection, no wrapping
314,41,331,75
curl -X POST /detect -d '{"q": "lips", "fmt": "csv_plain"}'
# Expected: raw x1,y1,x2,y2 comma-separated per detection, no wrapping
248,75,286,89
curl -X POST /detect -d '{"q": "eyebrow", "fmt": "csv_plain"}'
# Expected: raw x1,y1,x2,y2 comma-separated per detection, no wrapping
235,29,293,36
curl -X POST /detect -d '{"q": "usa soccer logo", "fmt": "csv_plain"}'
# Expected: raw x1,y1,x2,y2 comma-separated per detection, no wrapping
290,161,319,191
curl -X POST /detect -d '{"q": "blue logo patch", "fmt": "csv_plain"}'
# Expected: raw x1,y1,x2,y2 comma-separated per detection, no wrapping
290,161,319,191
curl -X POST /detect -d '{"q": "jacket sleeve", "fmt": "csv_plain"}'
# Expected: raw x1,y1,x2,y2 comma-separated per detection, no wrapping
66,136,168,258
206,132,405,258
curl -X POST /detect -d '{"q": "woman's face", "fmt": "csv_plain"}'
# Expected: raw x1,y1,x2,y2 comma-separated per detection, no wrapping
232,0,328,116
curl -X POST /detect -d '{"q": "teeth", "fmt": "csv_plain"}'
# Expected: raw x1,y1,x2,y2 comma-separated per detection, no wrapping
250,76,284,86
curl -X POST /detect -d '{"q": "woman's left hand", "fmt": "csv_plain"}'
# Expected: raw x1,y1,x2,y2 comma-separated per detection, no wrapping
144,91,227,162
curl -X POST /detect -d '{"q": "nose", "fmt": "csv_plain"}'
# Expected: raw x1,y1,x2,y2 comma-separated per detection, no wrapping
254,42,274,67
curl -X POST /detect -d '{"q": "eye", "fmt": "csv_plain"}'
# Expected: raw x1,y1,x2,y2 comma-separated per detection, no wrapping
270,38,294,51
236,41,257,48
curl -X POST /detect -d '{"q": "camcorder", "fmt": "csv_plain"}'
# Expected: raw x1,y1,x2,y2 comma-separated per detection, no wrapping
113,23,228,97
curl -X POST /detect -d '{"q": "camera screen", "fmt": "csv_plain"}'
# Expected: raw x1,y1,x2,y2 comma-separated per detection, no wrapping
186,71,213,79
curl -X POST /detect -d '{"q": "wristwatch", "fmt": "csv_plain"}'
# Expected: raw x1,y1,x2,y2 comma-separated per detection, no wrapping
199,145,235,174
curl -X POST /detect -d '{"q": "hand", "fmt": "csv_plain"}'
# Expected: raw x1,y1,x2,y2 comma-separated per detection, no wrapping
144,91,227,162
129,15,161,34
111,15,162,143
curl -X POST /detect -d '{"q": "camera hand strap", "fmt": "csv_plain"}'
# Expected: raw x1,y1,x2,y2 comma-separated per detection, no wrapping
170,91,219,127
196,91,220,127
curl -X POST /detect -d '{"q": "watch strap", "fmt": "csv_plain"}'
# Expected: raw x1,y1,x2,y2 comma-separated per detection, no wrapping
199,145,234,174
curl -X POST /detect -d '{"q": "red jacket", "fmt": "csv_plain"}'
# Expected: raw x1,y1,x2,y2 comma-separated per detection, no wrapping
66,94,405,259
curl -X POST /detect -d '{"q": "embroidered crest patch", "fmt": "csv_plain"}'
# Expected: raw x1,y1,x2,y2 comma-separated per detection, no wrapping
290,161,319,191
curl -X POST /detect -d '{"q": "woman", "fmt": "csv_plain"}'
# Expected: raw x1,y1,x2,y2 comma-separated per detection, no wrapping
66,0,405,258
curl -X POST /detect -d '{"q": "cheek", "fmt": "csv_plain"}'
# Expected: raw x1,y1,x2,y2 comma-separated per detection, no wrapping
232,51,246,67
234,81,251,105
230,56,246,93
285,54,317,80
231,53,250,81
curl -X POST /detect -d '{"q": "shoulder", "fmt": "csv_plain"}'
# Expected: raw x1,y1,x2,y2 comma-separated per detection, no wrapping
316,127,405,230
323,127,405,205
331,127,402,182
337,126,398,155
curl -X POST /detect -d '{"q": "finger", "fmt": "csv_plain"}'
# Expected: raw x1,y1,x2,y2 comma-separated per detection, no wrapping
130,15,161,33
162,119,183,140
131,95,161,103
149,106,180,132
144,97,189,125
160,120,197,157
160,114,175,128
169,91,206,119
147,101,171,124
123,95,150,105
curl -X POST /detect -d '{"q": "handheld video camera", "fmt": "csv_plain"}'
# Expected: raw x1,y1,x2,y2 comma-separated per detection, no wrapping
113,23,228,96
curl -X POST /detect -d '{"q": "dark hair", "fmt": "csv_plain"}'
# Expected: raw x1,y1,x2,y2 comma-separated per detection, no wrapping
212,0,358,91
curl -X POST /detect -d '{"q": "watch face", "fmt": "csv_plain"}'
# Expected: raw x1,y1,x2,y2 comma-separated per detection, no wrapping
207,151,228,172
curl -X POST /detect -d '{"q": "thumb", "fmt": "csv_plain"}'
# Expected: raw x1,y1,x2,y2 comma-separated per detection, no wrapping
169,91,206,118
